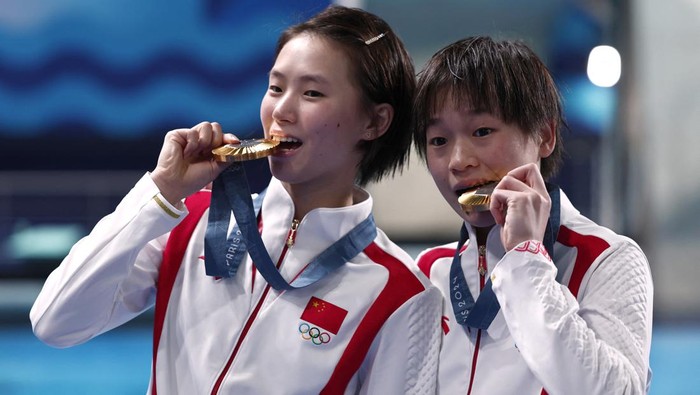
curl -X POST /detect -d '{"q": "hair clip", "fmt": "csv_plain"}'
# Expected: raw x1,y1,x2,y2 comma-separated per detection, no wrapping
364,32,386,45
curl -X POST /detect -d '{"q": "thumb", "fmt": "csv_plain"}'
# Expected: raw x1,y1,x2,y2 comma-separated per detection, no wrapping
223,133,241,145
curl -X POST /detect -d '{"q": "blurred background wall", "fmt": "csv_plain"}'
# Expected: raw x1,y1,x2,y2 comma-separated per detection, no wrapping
630,0,700,322
1,0,699,393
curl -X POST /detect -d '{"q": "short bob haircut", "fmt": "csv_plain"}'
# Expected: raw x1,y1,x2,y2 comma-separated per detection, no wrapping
276,5,416,186
413,36,565,180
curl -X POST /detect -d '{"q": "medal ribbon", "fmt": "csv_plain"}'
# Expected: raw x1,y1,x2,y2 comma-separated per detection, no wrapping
203,186,265,278
450,183,561,330
204,163,377,290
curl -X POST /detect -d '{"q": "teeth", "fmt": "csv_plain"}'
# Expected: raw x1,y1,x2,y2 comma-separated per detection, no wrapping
272,136,300,143
456,181,495,195
470,182,490,190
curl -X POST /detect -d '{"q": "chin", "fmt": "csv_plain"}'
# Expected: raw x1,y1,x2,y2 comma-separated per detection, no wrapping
269,161,293,179
461,210,496,228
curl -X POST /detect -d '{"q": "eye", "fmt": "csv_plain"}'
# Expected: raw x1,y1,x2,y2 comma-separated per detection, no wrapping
304,90,324,98
473,127,493,137
268,85,283,94
428,136,447,146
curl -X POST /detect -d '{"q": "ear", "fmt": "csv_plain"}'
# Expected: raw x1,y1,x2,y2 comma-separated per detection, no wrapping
361,103,393,141
538,120,556,158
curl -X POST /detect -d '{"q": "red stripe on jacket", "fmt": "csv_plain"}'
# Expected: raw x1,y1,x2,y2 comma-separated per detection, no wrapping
540,225,611,395
417,245,465,279
320,242,427,394
557,225,610,298
152,191,211,395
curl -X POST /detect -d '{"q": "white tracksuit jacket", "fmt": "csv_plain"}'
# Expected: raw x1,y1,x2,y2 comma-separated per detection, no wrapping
416,190,653,395
30,174,442,394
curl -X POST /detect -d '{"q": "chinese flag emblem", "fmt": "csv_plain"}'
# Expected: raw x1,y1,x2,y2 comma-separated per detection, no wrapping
300,296,348,335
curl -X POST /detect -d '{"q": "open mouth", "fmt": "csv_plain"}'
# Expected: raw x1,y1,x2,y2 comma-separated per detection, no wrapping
456,181,498,213
272,136,302,151
454,181,495,197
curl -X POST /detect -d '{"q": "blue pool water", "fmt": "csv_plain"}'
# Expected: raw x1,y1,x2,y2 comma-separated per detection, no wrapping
1,322,698,394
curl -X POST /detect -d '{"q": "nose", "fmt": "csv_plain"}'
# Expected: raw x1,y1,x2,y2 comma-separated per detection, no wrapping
271,93,295,124
448,139,478,172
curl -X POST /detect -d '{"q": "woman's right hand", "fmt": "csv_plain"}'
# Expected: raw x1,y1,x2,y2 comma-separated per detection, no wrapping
490,163,551,252
151,121,238,205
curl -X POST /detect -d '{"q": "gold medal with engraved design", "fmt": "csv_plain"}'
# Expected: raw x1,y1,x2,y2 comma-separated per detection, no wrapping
458,182,498,213
212,139,280,162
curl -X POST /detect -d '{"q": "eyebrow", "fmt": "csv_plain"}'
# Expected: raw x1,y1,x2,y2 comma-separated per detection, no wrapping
269,70,330,85
426,109,492,128
426,117,441,127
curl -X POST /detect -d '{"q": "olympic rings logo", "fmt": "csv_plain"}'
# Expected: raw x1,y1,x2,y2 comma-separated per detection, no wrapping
299,323,331,345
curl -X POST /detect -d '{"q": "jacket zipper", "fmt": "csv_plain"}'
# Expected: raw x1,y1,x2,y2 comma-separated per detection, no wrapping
211,220,298,394
466,244,488,395
286,219,299,248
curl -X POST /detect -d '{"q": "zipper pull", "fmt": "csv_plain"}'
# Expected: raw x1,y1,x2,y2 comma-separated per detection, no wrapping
286,219,300,248
478,245,487,277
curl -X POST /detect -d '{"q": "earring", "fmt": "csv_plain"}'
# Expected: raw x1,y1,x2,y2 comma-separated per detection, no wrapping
364,132,373,139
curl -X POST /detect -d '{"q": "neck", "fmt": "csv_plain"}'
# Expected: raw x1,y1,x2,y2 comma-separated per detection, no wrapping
474,226,493,246
283,181,357,220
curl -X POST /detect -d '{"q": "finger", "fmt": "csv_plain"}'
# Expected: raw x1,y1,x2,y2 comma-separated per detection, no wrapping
198,122,214,152
489,175,531,226
223,132,241,145
489,186,514,226
490,196,507,226
157,129,189,165
188,121,218,158
183,125,204,158
506,163,547,193
210,122,224,148
495,174,529,193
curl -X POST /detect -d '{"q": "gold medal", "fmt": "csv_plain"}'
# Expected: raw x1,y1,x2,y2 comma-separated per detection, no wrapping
458,182,497,213
212,138,280,162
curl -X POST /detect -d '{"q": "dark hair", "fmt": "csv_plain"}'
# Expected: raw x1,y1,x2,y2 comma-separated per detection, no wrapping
276,5,416,186
413,36,565,180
